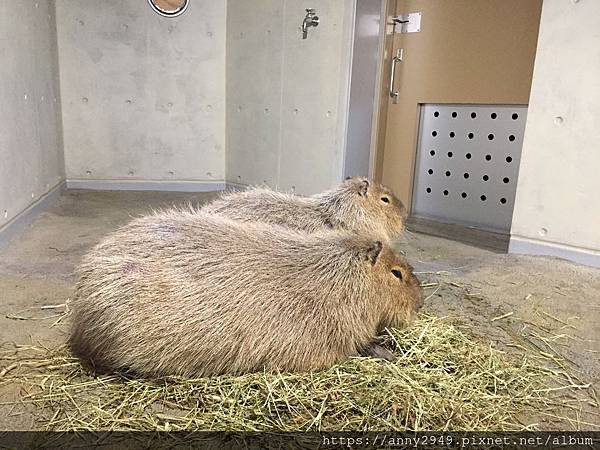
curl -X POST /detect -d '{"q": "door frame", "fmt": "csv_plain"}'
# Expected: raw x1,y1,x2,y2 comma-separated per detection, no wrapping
342,0,389,180
370,0,397,182
367,0,391,179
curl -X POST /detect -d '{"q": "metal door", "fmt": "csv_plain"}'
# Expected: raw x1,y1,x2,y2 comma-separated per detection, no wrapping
412,104,527,232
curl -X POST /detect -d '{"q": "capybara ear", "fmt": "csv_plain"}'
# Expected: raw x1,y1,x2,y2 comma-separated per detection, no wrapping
358,179,369,197
365,240,383,265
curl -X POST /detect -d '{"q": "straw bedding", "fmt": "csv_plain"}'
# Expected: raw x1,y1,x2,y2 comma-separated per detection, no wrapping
1,314,588,432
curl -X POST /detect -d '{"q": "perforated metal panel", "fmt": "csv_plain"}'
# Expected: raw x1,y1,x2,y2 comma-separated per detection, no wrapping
412,104,527,233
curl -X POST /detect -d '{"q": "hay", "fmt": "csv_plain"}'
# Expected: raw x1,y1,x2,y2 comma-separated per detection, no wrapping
0,314,589,432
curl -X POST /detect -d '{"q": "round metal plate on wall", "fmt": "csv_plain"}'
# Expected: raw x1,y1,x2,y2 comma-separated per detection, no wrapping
147,0,189,18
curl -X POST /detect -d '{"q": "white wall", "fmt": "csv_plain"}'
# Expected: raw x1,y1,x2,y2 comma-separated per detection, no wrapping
0,0,64,234
226,0,355,195
55,0,226,189
510,0,600,267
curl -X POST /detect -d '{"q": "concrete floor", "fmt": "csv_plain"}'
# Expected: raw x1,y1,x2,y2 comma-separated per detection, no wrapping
0,190,598,430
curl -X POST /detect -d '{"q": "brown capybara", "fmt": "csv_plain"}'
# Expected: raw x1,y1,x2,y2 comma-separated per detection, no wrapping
69,210,422,377
202,177,407,241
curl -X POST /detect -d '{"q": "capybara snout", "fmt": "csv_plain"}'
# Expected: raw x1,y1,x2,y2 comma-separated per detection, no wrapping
366,241,423,327
340,177,407,240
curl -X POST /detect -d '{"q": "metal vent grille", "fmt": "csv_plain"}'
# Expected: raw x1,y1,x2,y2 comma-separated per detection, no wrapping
412,104,527,233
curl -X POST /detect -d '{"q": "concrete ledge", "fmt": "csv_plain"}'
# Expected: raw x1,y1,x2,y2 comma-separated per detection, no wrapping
0,181,65,249
407,216,509,253
224,181,247,192
509,235,600,268
66,179,226,192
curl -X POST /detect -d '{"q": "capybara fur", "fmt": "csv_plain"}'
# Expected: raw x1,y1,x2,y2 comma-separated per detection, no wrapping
202,177,407,241
70,210,422,377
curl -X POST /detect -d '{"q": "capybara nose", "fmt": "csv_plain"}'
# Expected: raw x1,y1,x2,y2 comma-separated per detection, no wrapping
416,293,424,310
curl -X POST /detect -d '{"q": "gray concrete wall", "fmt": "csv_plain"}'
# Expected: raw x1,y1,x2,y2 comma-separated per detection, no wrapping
0,0,65,233
510,0,600,267
55,0,226,188
226,0,355,195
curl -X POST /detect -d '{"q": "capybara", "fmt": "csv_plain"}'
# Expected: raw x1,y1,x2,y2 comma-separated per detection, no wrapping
202,177,407,241
70,210,422,377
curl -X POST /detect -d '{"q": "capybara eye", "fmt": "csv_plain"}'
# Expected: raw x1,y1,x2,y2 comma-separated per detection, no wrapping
391,269,403,280
381,196,390,203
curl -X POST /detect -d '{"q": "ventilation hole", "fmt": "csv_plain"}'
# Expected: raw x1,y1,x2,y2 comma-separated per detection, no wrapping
485,154,492,161
433,111,439,117
491,112,497,119
483,175,489,181
432,131,438,137
480,195,487,201
468,132,474,139
426,187,432,193
506,156,513,163
430,150,436,156
451,111,458,118
488,133,495,140
463,172,470,179
461,192,467,199
445,170,451,177
449,131,455,138
447,151,453,158
503,177,510,183
508,135,516,142
500,197,507,204
443,190,449,196
512,113,519,120
465,153,472,159
471,112,477,118
428,169,434,175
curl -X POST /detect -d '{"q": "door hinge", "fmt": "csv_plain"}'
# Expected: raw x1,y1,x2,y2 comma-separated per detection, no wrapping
391,12,421,34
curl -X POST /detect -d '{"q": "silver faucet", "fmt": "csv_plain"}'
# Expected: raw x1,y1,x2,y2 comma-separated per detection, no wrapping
302,8,319,39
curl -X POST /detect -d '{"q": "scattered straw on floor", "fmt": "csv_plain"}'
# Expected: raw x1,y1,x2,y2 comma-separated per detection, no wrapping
0,314,591,432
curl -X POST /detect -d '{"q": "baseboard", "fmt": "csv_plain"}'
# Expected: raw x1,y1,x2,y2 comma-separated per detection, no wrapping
0,181,65,249
509,235,600,268
66,179,226,192
224,181,248,192
407,216,510,253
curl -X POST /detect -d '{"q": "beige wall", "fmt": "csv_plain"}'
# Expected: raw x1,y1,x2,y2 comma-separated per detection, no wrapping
510,0,600,267
377,0,542,208
0,0,64,237
226,0,355,195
